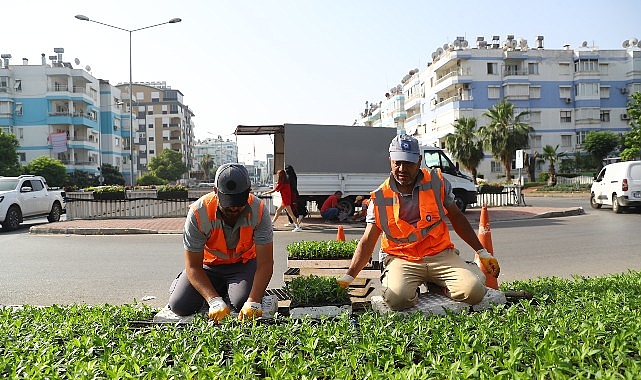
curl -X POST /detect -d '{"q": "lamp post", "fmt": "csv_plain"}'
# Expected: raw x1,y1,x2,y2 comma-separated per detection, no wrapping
75,14,181,186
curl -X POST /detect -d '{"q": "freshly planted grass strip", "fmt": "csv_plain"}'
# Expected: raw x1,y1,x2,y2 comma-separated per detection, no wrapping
2,271,641,378
286,240,358,260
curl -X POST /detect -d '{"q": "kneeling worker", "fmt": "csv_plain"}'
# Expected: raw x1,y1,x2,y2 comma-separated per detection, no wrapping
168,163,274,322
337,134,499,311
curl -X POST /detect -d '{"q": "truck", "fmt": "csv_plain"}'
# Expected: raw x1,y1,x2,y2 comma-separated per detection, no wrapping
420,146,478,212
235,123,398,215
0,175,66,231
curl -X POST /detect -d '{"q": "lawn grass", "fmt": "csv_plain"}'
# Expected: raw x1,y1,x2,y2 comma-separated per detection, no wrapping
2,271,640,378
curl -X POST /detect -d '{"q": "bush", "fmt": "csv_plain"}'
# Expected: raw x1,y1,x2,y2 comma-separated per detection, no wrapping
287,240,358,259
137,173,167,186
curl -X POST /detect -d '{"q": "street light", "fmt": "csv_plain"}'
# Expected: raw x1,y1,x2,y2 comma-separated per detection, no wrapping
75,14,182,186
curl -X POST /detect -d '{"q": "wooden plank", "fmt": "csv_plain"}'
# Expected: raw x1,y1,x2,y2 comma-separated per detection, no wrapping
298,267,380,279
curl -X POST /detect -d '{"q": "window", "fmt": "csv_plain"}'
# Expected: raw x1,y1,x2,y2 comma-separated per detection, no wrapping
162,105,168,114
488,86,500,99
600,86,610,98
14,79,21,91
18,152,26,162
149,150,155,155
17,128,24,139
164,90,178,100
0,76,8,88
559,62,571,75
600,110,610,122
530,135,542,148
136,92,144,101
487,63,498,75
599,63,608,75
574,59,598,72
559,86,571,98
148,136,154,142
576,131,588,145
151,92,160,102
137,111,145,119
560,110,572,123
529,86,541,98
148,124,154,129
528,62,539,75
575,83,599,97
169,104,179,114
561,135,573,147
490,161,502,173
15,103,23,116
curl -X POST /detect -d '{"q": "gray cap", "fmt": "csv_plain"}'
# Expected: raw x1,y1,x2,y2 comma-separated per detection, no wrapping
389,134,420,163
214,163,251,207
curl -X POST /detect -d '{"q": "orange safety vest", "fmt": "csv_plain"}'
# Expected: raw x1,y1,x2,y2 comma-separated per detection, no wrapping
372,168,453,261
190,193,264,266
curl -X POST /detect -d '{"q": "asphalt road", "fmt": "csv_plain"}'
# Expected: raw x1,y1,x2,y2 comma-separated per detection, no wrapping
2,195,640,308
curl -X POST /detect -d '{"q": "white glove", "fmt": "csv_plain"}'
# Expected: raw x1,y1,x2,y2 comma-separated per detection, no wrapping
238,301,262,321
337,274,354,288
207,297,230,323
476,248,500,278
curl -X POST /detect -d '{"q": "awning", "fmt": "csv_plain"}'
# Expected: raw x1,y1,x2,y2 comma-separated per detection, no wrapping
234,125,284,136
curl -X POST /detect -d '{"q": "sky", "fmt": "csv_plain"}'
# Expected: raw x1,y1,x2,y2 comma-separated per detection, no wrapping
4,0,640,164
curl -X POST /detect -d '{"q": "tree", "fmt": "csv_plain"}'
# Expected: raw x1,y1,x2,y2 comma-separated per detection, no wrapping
524,151,539,184
23,156,68,187
147,149,187,182
540,144,566,186
68,170,99,189
444,117,484,184
100,163,125,185
582,131,620,170
0,131,21,176
200,154,214,181
620,92,641,161
477,100,532,180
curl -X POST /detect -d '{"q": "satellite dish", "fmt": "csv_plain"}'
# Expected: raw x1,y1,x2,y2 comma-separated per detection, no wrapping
453,39,461,48
443,43,449,50
623,40,630,48
431,52,438,60
74,58,80,65
461,40,468,48
436,47,443,55
85,65,91,72
630,38,639,46
581,41,588,48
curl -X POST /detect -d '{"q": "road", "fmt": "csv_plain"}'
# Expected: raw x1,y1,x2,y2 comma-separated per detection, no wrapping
1,195,640,308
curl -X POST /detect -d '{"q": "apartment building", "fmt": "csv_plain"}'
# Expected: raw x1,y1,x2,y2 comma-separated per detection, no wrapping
118,82,196,181
192,137,239,181
360,35,641,180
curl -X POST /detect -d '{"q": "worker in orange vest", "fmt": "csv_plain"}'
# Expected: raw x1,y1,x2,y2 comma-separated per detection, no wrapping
168,163,274,322
338,134,499,311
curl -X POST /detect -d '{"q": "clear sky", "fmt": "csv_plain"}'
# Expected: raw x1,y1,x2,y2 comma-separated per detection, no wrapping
4,0,640,163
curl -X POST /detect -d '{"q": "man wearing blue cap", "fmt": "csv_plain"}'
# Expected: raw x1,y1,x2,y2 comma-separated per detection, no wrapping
168,163,274,322
338,134,500,310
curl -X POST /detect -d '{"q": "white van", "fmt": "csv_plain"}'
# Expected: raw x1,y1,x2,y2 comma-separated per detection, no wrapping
421,146,477,212
590,161,641,213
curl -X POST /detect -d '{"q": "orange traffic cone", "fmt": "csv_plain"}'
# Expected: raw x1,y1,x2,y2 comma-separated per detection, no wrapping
474,204,499,289
336,225,346,241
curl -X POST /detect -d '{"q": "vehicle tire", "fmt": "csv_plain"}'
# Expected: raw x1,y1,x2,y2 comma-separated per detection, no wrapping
590,193,601,209
338,199,354,216
612,194,623,214
48,202,62,222
453,194,467,213
2,206,22,231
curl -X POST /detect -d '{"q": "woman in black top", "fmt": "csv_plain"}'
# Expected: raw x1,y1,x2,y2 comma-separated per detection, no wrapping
285,165,305,225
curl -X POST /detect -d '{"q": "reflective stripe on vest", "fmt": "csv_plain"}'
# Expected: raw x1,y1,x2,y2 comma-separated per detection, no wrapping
191,193,264,265
372,168,453,259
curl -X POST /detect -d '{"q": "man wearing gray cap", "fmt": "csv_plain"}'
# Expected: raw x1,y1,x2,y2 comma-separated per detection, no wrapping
168,163,274,322
337,134,500,311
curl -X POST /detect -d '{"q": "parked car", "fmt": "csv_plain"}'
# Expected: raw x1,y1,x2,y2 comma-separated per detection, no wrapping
590,161,641,213
0,175,66,231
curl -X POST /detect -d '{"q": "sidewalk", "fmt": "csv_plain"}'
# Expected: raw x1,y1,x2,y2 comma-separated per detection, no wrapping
29,205,585,235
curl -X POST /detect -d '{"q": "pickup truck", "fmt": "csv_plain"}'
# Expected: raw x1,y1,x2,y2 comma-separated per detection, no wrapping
0,175,66,231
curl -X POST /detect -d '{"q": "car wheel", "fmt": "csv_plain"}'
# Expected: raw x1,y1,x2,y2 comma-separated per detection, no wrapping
2,206,22,231
612,194,623,214
590,193,601,209
48,202,62,222
338,199,354,216
453,195,467,213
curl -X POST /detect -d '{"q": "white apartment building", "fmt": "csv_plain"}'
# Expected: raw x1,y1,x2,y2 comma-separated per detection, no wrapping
0,49,195,185
359,35,641,181
192,137,239,180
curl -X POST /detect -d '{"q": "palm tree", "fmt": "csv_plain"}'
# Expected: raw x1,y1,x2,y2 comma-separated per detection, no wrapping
477,100,532,181
200,154,214,181
444,117,485,184
541,144,566,186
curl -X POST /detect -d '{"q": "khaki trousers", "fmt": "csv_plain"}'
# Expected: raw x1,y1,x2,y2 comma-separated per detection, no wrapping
381,248,486,311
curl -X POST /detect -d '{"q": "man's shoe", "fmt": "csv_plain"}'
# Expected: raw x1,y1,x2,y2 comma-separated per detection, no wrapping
284,223,293,227
292,226,302,232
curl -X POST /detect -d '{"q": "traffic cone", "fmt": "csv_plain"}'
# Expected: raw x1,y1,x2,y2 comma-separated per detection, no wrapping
474,204,499,289
336,225,346,241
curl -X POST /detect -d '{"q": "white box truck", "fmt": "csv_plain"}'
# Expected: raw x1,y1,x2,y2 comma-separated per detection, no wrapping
235,123,398,215
420,146,477,212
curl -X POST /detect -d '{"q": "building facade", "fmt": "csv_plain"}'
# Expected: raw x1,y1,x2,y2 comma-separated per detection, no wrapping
0,49,195,185
192,137,239,181
359,35,641,181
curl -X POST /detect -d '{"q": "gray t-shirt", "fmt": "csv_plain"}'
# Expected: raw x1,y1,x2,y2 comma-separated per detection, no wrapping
366,170,454,226
183,196,273,253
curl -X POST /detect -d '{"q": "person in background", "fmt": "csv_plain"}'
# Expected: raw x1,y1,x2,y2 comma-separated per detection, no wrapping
262,169,302,232
284,165,305,227
168,163,274,322
351,195,369,223
337,134,500,311
320,190,343,222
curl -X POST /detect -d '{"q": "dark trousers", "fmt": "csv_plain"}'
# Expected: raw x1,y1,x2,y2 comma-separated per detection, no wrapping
168,259,256,316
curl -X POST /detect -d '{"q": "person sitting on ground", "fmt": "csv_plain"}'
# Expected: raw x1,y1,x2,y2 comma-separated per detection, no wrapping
320,191,343,222
337,134,500,311
167,163,274,322
261,169,302,232
351,195,369,223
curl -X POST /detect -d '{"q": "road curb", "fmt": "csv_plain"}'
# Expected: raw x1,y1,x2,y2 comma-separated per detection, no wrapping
29,227,160,235
533,207,585,219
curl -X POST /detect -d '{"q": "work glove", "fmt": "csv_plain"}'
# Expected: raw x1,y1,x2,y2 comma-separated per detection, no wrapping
337,274,354,288
476,248,500,278
238,301,262,321
207,297,230,323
